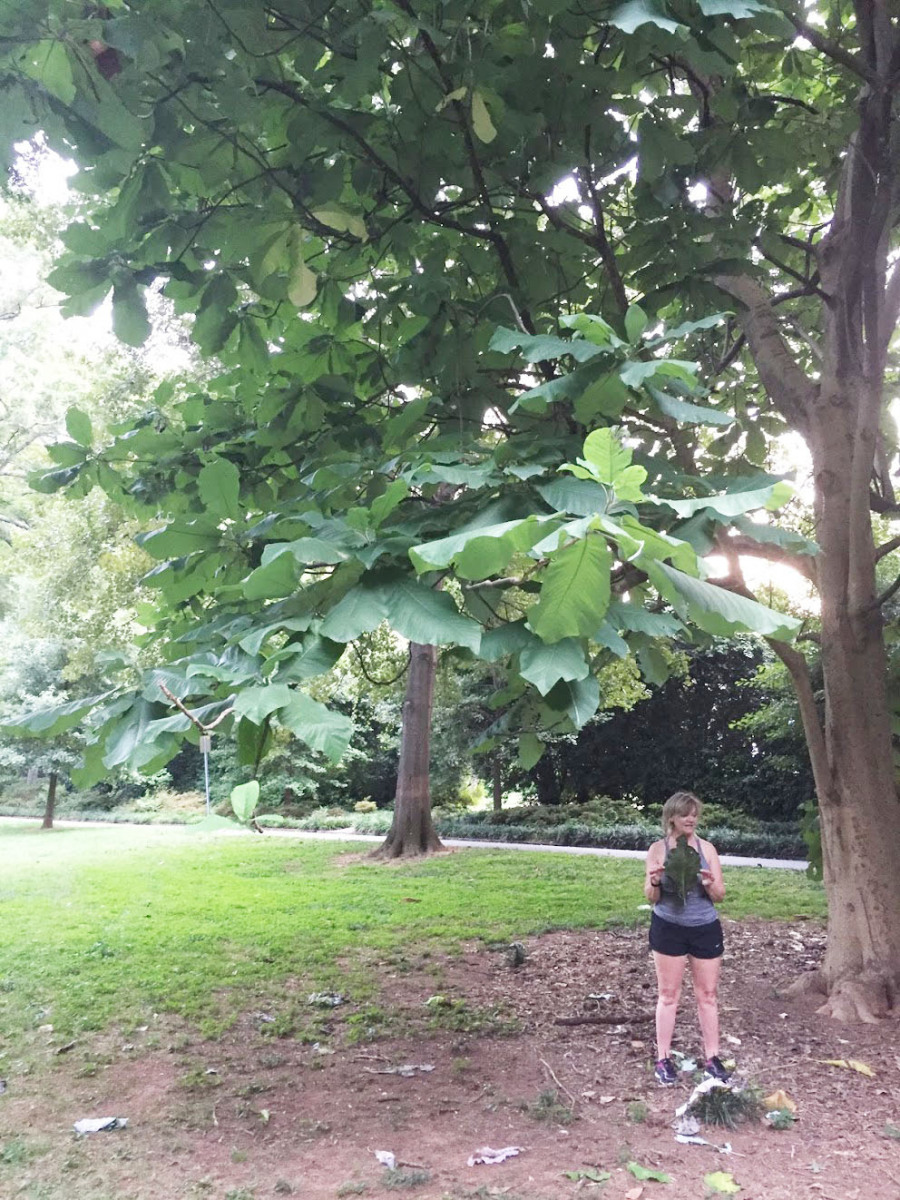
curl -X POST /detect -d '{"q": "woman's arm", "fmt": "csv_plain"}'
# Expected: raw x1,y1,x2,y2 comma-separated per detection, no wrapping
645,841,665,902
699,841,725,903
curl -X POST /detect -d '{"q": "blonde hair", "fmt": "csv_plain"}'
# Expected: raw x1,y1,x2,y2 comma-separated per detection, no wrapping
662,790,703,833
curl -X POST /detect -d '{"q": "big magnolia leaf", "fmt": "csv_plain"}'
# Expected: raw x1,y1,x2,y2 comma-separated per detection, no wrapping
645,560,801,641
277,692,353,762
518,638,589,695
666,834,701,904
230,780,260,823
527,535,612,643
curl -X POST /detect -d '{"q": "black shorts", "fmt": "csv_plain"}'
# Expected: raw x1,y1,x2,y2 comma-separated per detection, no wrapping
649,913,724,959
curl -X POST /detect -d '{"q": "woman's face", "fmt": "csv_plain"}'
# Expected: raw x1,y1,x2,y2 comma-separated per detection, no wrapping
669,806,699,840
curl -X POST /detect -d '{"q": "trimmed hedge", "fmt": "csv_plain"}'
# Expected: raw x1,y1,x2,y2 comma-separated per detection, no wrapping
433,817,806,859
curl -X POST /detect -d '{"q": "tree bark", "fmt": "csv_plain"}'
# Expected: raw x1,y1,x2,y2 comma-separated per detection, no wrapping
793,393,900,1019
373,642,444,858
41,770,58,830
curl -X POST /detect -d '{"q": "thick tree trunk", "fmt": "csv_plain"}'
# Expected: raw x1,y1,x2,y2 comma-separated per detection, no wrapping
41,770,58,830
374,642,444,859
795,396,900,1019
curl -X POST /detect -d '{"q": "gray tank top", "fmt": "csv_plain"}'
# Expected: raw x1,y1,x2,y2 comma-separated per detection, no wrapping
653,839,718,927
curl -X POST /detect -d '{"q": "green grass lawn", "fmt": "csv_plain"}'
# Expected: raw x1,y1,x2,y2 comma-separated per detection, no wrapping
0,822,826,1043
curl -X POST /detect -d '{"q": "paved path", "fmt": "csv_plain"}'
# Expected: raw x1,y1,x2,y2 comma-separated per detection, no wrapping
1,816,808,871
261,826,809,871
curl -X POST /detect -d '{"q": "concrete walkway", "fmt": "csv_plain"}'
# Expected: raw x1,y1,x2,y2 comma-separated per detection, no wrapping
261,826,809,871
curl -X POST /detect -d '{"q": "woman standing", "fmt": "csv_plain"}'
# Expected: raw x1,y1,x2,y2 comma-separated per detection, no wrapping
645,791,730,1086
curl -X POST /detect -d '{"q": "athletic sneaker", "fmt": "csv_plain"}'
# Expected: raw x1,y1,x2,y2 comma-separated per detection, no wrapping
704,1055,732,1082
654,1057,679,1085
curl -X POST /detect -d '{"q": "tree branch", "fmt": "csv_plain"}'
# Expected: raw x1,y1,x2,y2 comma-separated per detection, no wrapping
875,533,900,562
715,273,818,433
716,531,818,585
787,14,874,81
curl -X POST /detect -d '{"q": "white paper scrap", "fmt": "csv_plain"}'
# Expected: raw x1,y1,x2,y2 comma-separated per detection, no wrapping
74,1117,127,1134
467,1146,523,1166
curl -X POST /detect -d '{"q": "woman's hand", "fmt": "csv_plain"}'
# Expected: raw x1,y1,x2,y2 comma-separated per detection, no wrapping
699,868,715,890
648,867,664,888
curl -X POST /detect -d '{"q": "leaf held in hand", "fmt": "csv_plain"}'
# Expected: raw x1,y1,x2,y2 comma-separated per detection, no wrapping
665,834,701,903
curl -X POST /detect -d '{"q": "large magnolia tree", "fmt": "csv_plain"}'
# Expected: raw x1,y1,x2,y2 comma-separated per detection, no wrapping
3,0,900,1013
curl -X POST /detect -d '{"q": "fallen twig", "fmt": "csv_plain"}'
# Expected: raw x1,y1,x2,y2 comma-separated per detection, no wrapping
539,1057,578,1108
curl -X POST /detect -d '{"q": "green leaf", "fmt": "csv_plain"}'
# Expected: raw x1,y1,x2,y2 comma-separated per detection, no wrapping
370,479,409,527
4,691,114,738
478,621,538,662
65,407,93,447
489,327,602,364
519,638,589,694
517,732,544,769
610,0,683,33
666,834,701,903
649,387,734,427
27,39,76,103
288,257,318,307
606,600,683,637
471,90,497,143
230,780,260,822
242,553,300,601
410,516,556,579
270,634,345,682
137,522,220,560
704,1171,741,1195
620,358,698,389
560,674,601,727
537,478,612,518
320,585,388,642
312,204,368,241
655,480,793,519
625,304,649,343
627,1161,672,1183
581,428,636,486
645,560,802,640
277,692,353,762
112,281,151,347
386,580,482,651
232,685,295,724
198,457,241,521
528,537,612,643
102,698,160,768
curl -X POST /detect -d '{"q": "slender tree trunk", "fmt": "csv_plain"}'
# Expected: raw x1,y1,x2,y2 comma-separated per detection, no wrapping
374,642,444,858
42,770,58,830
492,756,503,812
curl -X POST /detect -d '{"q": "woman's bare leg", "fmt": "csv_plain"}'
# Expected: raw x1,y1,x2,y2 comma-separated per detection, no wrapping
689,954,722,1059
652,951,687,1059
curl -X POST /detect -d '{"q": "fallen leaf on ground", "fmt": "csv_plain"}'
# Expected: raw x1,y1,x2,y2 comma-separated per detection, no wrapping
763,1089,798,1113
818,1059,875,1077
563,1168,611,1183
625,1188,643,1200
627,1161,671,1182
704,1170,741,1194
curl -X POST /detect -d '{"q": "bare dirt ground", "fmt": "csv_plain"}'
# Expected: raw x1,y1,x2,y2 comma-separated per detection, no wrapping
2,916,899,1200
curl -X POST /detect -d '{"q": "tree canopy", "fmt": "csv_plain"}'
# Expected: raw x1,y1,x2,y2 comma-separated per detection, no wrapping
4,0,900,1010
